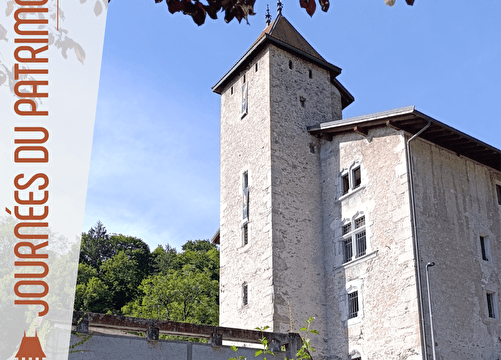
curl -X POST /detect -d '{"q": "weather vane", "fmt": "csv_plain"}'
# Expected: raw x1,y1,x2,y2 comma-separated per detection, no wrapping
277,0,283,15
265,4,272,25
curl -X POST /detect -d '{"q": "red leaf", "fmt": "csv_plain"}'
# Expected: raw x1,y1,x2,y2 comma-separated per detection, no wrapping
299,0,316,17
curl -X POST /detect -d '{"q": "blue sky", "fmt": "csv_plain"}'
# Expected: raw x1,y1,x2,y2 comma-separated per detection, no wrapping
82,0,501,251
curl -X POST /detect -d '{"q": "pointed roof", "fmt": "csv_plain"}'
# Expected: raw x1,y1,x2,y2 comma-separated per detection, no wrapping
213,15,354,109
16,331,46,359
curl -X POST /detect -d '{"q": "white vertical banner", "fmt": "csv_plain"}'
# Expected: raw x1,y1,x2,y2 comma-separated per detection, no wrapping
0,0,107,358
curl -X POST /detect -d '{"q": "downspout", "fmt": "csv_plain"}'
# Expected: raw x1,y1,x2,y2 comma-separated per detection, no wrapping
405,120,431,359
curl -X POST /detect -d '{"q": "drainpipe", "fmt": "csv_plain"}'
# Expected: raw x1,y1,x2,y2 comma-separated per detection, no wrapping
405,120,431,359
426,262,437,360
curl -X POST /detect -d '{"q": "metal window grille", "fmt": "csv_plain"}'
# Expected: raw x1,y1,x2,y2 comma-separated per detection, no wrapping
348,291,359,319
353,167,361,188
242,283,248,306
487,293,496,318
242,223,248,246
480,236,488,261
342,174,349,194
343,238,353,263
356,231,366,257
355,216,365,229
342,223,351,235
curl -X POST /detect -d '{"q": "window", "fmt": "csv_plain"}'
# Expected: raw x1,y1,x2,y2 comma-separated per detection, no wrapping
353,166,361,189
309,143,316,154
241,83,248,118
242,283,248,306
487,292,496,318
480,236,489,261
243,74,246,83
255,63,258,72
348,291,359,319
308,69,312,78
300,96,306,108
496,184,501,205
288,60,293,69
242,223,249,246
230,86,234,95
342,174,350,195
341,164,363,197
242,171,249,220
342,215,367,264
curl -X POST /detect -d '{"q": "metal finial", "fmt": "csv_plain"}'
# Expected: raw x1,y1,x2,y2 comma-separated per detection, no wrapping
265,4,272,25
277,0,283,15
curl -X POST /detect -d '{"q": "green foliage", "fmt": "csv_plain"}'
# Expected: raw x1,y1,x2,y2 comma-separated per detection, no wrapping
74,277,112,313
151,244,177,275
229,318,319,360
122,264,218,325
100,251,143,310
77,263,98,285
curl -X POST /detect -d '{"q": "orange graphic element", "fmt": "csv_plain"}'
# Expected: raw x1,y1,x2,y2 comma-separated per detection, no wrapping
16,331,46,360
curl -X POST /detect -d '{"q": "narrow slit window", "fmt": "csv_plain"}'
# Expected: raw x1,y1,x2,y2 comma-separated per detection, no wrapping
242,171,249,219
496,185,501,205
230,86,234,95
255,63,258,72
348,291,359,319
480,236,491,261
289,60,293,69
241,83,248,118
243,74,246,83
308,69,312,78
242,283,248,306
242,223,249,246
487,292,496,318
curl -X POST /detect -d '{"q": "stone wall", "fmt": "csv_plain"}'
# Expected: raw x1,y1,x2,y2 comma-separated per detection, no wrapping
412,137,501,359
320,127,422,360
219,46,274,330
268,45,340,358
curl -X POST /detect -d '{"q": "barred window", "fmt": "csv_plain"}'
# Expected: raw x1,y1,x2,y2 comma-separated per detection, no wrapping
342,215,368,264
348,291,359,319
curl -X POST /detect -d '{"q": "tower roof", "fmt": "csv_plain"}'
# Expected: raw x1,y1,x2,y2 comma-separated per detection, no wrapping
16,332,46,359
212,15,354,109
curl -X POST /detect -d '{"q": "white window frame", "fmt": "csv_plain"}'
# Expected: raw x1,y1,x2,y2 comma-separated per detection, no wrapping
342,214,368,264
343,279,363,325
340,162,364,199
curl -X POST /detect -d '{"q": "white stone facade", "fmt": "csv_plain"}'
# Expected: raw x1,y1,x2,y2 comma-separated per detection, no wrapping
214,15,501,360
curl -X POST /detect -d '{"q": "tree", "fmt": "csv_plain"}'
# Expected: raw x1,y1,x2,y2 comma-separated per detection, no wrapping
151,244,177,275
74,277,113,313
100,251,144,310
79,221,112,269
147,0,415,26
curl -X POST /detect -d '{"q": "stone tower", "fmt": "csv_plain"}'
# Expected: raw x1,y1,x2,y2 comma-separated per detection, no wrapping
212,13,354,351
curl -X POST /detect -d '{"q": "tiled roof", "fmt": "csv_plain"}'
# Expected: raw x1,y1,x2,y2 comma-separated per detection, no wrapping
264,15,326,63
212,15,354,108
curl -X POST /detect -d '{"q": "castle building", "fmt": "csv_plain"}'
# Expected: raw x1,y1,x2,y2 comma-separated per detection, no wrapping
212,11,501,360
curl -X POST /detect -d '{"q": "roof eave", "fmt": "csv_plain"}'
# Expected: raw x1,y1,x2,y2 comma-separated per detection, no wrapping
308,107,501,171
